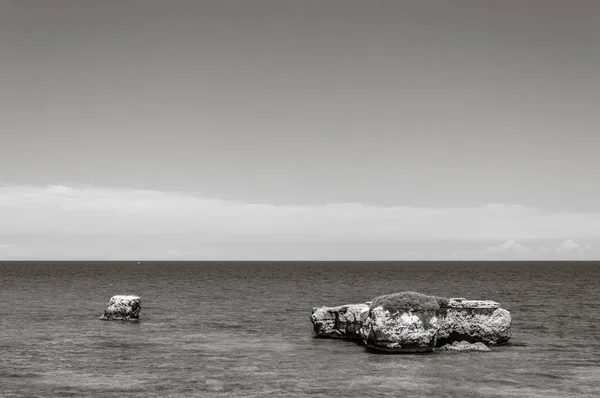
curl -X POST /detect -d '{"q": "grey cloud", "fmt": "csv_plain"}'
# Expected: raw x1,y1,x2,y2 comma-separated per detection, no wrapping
2,184,600,260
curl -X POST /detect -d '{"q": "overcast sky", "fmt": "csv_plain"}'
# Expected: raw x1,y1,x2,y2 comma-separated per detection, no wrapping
1,0,599,260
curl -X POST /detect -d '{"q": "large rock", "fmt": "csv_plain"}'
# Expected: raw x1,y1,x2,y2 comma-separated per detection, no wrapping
437,298,511,345
363,292,444,353
310,303,369,339
310,292,512,353
100,295,141,320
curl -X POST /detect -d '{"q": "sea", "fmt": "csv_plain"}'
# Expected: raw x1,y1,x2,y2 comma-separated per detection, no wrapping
1,261,599,397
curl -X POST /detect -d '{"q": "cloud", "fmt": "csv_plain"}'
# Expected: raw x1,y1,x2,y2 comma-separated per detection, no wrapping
547,239,591,260
554,239,583,253
484,240,531,255
453,239,598,260
452,240,532,260
2,184,600,259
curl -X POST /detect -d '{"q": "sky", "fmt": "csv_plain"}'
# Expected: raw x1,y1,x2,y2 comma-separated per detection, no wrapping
1,0,599,260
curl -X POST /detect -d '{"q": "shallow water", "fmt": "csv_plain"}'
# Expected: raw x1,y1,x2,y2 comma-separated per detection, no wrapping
1,261,599,397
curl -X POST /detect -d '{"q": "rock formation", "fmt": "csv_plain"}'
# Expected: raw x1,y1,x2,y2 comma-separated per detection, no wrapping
437,340,491,352
436,298,512,345
363,292,443,353
310,303,369,339
310,291,511,353
100,295,141,320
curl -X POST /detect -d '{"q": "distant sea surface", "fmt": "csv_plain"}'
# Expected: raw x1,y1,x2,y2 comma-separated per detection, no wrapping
1,261,599,397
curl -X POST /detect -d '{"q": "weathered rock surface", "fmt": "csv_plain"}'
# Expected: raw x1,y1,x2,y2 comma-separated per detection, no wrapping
100,295,141,320
437,298,512,345
364,306,439,352
310,303,369,339
363,292,442,353
310,292,512,353
446,298,500,309
437,340,491,352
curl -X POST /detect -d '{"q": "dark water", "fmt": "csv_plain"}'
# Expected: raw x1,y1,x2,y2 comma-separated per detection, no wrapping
1,261,599,397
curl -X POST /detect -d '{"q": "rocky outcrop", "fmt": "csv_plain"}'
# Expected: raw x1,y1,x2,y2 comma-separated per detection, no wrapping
100,295,141,320
363,292,442,353
310,303,369,339
437,298,512,345
310,292,512,353
437,340,491,352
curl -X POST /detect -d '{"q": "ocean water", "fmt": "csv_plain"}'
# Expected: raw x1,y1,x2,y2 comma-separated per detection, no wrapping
1,261,599,397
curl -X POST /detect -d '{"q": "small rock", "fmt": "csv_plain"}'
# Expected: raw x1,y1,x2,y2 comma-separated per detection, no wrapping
100,295,141,320
438,341,491,352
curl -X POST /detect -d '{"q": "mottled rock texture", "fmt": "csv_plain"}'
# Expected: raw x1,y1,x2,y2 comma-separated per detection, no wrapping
368,291,448,313
363,306,439,352
363,292,441,353
437,340,491,352
311,292,511,353
436,303,512,345
310,304,369,339
100,295,141,320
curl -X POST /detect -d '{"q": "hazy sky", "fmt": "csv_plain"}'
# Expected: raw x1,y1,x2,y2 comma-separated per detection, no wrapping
1,1,599,260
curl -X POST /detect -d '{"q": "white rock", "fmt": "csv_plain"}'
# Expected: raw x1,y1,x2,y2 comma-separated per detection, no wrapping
309,292,512,353
447,298,500,309
310,304,369,339
363,306,439,352
100,295,141,321
438,340,491,352
437,306,511,345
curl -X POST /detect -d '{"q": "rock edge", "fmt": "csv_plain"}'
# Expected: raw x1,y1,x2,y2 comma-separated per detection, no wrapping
100,295,142,321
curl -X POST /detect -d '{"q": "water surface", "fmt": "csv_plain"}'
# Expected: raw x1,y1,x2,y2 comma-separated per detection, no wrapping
1,261,599,397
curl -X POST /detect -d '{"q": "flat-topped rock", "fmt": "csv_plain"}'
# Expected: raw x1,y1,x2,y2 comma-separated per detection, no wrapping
100,295,141,321
310,303,369,339
446,298,500,309
436,306,511,345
